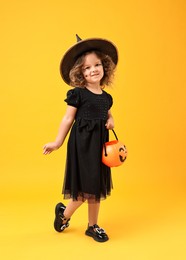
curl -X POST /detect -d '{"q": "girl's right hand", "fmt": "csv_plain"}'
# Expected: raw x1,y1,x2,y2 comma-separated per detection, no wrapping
43,142,60,155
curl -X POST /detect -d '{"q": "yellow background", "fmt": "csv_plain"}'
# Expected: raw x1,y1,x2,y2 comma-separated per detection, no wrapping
0,0,185,259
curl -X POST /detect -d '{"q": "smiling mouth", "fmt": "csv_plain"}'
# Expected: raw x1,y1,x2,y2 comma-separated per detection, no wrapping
91,74,99,77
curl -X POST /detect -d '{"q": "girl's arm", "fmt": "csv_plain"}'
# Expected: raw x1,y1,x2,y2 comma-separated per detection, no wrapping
105,110,114,129
43,105,77,155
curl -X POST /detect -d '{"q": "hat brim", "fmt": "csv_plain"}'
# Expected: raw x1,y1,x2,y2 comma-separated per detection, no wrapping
60,38,118,85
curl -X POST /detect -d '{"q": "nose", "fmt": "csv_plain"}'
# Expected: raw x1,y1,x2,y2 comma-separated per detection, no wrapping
91,66,97,73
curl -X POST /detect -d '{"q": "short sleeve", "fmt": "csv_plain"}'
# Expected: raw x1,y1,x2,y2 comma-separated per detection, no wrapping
64,88,81,108
107,93,113,109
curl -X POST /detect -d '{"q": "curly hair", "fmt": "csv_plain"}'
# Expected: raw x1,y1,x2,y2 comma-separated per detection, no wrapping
69,50,116,88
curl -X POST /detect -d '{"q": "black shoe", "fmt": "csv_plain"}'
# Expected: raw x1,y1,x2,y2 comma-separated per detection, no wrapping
85,224,109,242
54,202,70,232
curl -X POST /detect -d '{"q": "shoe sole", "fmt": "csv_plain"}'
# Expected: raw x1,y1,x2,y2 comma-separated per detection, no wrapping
85,230,109,242
54,202,67,232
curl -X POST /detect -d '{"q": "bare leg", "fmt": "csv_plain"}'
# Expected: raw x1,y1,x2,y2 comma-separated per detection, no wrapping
88,201,100,226
63,199,84,221
85,201,108,242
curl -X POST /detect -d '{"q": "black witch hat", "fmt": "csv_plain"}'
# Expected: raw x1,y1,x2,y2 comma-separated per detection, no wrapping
60,34,118,85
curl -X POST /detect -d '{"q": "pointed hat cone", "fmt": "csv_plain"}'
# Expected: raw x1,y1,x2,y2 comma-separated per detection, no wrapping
76,34,82,42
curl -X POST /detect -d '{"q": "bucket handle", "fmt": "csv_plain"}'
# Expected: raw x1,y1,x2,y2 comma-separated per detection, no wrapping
103,129,118,157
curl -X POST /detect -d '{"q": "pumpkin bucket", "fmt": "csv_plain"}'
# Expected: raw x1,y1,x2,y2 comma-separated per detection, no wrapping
102,130,127,167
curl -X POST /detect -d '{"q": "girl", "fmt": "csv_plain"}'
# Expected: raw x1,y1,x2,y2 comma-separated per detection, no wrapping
43,35,118,242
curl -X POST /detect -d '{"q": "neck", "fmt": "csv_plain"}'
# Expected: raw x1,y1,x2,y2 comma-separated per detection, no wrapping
86,82,101,90
86,85,103,94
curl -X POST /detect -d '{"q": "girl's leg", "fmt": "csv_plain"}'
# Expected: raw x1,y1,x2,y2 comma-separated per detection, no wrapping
63,199,84,221
88,201,100,226
85,201,109,242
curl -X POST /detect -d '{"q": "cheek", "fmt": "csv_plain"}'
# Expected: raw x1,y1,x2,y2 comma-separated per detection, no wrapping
82,71,88,78
100,68,104,78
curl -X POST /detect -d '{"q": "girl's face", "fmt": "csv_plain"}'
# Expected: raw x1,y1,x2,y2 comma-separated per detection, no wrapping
82,53,104,86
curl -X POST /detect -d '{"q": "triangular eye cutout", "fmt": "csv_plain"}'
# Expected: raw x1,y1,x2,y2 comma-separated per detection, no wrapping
76,34,82,42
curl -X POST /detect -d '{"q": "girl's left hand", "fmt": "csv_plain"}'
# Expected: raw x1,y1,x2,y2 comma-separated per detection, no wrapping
105,117,114,129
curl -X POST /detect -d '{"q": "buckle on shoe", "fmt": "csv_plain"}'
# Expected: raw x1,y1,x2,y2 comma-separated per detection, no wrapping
60,224,66,231
95,227,105,235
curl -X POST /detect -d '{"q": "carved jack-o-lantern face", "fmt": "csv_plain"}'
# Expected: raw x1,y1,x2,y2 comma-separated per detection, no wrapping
102,140,127,167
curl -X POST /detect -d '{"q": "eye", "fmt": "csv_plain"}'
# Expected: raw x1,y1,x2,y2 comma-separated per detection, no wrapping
83,66,90,71
96,63,102,67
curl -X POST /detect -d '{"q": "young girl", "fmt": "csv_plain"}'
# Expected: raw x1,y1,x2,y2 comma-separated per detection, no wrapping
43,35,118,242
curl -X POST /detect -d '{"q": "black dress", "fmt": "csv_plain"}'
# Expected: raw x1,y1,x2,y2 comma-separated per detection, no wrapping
62,87,113,202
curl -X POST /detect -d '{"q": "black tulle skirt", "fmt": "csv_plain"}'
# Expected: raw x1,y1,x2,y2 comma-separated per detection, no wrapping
62,118,113,203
